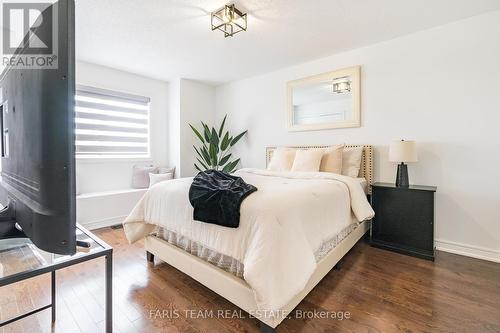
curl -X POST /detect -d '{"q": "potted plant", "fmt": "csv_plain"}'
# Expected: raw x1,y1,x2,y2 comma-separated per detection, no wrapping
189,115,247,173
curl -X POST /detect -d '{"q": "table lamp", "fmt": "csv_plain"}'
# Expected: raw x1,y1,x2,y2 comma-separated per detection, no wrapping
389,140,417,187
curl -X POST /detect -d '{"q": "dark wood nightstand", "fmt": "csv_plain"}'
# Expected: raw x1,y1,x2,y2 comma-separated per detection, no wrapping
370,182,437,261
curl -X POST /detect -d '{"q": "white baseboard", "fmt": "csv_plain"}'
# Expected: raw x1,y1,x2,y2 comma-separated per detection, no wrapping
435,239,500,263
80,215,127,230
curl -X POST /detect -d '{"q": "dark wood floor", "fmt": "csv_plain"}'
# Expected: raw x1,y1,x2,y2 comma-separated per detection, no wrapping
1,227,500,333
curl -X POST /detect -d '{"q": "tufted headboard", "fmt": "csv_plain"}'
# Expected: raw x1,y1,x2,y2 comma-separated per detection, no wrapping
265,145,374,194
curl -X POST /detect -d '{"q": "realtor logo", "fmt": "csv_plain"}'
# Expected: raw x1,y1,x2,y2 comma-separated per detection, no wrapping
1,1,58,69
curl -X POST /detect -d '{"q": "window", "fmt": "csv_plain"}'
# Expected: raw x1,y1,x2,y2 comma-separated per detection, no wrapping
75,86,150,159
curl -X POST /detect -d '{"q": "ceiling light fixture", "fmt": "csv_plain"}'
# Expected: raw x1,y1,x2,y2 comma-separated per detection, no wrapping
211,4,247,38
332,77,351,94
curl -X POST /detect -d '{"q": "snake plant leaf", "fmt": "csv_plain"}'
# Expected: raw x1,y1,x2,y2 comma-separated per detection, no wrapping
218,115,227,137
210,128,219,146
229,158,240,172
209,141,218,166
218,153,232,166
203,123,211,142
189,124,205,144
196,157,209,170
210,128,219,155
222,158,240,173
220,131,230,151
201,146,212,165
230,130,247,147
193,145,204,160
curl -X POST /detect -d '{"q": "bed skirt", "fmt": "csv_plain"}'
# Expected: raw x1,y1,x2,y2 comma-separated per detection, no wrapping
154,221,359,279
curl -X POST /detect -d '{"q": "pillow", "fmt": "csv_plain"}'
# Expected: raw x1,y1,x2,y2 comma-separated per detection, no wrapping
319,144,344,174
291,149,324,172
267,148,296,171
158,166,175,177
149,172,173,187
132,165,158,188
342,147,363,177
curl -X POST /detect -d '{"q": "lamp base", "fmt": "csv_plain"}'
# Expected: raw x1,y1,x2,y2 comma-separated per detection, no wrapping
395,163,409,187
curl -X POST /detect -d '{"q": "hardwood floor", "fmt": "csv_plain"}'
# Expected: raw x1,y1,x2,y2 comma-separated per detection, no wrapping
1,227,500,333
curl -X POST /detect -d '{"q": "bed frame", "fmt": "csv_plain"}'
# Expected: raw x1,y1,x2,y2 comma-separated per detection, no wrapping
144,145,373,331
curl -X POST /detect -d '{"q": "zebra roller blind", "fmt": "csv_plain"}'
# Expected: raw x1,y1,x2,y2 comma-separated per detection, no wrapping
75,85,150,158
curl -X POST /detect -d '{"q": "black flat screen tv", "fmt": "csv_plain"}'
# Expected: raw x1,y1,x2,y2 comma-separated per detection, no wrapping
0,0,76,255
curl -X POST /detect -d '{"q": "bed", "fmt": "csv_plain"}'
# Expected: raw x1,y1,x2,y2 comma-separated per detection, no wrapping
123,145,374,331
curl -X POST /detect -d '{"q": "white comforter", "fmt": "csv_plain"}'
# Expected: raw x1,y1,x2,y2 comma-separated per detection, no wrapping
123,168,374,312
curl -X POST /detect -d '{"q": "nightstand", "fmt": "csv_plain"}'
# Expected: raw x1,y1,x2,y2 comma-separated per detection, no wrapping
370,182,437,261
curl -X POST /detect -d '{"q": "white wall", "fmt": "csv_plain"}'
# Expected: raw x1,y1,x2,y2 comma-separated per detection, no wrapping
167,78,181,178
178,79,215,177
76,61,170,193
76,188,146,230
215,11,500,262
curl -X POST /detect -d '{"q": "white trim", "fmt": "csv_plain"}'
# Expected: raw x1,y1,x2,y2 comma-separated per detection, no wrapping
80,215,127,230
435,239,500,263
77,188,147,199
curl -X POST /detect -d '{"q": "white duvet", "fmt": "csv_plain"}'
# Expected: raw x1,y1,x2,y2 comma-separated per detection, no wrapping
123,168,374,312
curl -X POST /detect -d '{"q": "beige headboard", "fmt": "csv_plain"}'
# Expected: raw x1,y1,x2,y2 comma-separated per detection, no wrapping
265,145,374,194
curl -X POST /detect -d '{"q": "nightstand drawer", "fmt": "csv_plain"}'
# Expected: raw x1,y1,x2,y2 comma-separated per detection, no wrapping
371,183,436,260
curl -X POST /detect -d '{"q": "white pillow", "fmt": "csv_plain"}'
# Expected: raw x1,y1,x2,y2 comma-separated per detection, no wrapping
291,149,324,172
342,147,363,177
149,172,173,187
268,148,296,171
319,144,344,174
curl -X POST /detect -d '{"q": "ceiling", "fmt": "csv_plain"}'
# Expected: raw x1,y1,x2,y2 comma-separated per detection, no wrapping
75,0,500,85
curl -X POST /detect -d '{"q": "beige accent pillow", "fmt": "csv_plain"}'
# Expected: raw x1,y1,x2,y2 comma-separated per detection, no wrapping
159,166,175,177
342,146,363,177
319,144,344,174
291,149,324,172
268,148,296,171
132,165,158,188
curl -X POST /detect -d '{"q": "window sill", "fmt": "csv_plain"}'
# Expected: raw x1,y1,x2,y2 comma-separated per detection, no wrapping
76,156,153,164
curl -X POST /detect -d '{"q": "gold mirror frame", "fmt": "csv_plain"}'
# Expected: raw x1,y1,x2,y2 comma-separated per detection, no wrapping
287,66,361,132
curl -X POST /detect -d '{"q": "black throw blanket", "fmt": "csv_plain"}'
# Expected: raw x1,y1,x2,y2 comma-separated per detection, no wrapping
188,170,257,228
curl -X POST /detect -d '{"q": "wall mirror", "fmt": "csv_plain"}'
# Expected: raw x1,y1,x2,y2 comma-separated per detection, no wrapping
287,66,360,131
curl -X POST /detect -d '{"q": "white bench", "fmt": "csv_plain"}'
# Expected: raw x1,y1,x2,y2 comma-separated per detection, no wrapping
77,188,147,230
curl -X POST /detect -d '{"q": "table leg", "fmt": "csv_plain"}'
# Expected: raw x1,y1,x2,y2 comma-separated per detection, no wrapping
51,271,56,324
105,253,113,333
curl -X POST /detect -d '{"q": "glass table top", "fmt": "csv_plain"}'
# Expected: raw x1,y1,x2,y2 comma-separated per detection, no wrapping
0,225,109,281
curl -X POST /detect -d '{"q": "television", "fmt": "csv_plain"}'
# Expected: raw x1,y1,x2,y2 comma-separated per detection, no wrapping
0,0,76,255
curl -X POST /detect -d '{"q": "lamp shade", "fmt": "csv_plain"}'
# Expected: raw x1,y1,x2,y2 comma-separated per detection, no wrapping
389,140,418,163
